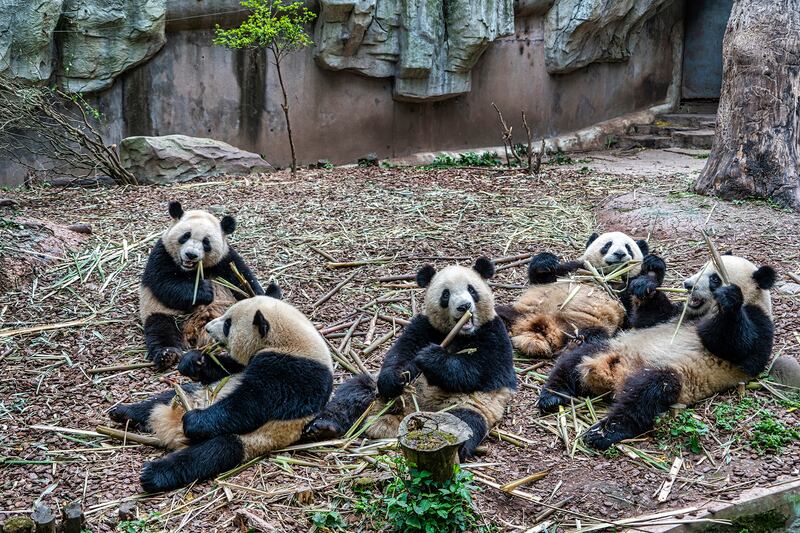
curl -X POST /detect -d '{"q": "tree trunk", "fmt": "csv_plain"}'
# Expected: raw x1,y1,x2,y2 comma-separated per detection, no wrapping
694,0,800,210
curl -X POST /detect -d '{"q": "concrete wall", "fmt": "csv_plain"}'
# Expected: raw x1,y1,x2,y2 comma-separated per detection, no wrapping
0,3,682,185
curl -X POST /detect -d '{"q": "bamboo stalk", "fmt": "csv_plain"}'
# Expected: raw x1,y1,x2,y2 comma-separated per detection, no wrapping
173,385,193,411
95,426,163,448
441,310,472,349
191,261,204,306
312,270,359,308
309,246,338,263
701,230,730,285
363,328,397,356
229,262,256,297
325,257,393,269
500,470,549,492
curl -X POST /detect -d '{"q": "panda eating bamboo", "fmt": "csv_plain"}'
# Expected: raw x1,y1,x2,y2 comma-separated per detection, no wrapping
304,258,516,460
110,290,333,492
139,201,264,369
538,254,776,450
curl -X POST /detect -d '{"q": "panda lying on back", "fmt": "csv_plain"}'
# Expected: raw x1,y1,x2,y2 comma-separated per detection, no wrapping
539,255,776,449
140,201,264,369
498,231,672,358
305,258,516,460
111,288,334,492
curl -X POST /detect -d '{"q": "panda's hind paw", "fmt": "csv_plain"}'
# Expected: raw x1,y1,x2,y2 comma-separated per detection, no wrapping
582,421,622,451
538,389,568,414
149,347,182,370
140,460,179,493
303,417,345,441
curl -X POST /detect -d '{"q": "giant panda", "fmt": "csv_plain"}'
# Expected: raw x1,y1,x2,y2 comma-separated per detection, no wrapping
140,201,264,369
538,255,776,450
497,231,671,359
110,289,334,492
304,258,516,460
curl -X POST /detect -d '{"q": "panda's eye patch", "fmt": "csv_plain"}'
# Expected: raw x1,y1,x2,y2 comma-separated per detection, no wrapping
202,237,211,252
440,288,450,308
467,284,480,302
223,318,232,337
600,242,612,254
178,231,191,244
625,244,633,256
709,273,722,290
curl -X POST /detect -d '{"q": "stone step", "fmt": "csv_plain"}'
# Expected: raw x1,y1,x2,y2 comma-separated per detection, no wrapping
672,128,715,150
678,100,719,114
618,134,673,149
658,113,717,128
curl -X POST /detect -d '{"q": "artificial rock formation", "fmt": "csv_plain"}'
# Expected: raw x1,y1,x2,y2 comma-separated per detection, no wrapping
544,0,673,74
0,0,165,92
119,135,273,185
314,0,514,101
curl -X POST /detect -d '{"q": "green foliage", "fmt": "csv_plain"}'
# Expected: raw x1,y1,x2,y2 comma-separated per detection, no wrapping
355,456,482,533
424,151,502,169
749,410,799,454
657,410,709,454
548,150,573,165
213,0,316,57
310,510,347,531
712,396,756,431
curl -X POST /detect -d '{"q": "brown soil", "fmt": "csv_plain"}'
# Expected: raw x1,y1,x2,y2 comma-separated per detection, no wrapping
0,156,798,532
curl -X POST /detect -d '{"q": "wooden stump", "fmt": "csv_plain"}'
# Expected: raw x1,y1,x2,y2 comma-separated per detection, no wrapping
30,504,55,533
61,502,84,533
397,412,472,483
694,0,800,210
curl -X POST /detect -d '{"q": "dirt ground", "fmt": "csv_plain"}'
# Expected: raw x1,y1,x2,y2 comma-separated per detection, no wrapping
1,149,798,532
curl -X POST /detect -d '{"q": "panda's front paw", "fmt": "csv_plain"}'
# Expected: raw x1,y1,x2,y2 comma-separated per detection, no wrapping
528,252,560,284
713,284,744,313
148,346,182,370
182,409,214,442
414,344,447,370
538,388,568,414
641,254,666,282
582,420,622,450
178,350,204,380
629,276,658,300
377,370,407,401
194,280,215,306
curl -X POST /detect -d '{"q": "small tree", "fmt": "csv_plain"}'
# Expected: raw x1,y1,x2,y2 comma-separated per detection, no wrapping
214,0,316,176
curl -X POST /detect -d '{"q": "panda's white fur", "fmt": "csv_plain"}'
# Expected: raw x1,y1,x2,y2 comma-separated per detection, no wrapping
580,231,645,276
540,254,776,449
111,294,333,492
423,264,496,334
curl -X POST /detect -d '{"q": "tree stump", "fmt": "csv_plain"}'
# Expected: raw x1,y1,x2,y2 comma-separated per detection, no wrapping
694,0,800,211
61,502,84,533
397,412,472,483
30,504,55,533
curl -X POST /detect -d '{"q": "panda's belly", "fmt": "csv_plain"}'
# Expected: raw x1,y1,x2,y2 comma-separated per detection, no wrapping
514,283,625,333
414,376,512,428
587,323,749,403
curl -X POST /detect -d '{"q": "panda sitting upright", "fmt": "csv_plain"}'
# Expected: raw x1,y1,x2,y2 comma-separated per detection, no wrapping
110,288,334,492
304,258,516,460
497,231,671,359
539,255,776,450
139,201,264,369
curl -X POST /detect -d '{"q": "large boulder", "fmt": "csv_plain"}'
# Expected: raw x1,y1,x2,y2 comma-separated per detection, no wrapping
0,0,64,82
544,0,673,74
119,135,273,185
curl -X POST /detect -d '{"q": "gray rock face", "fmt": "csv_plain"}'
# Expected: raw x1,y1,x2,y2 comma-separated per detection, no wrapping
119,135,273,185
0,0,64,82
769,356,800,389
314,0,514,101
0,0,165,92
58,0,167,93
544,0,672,74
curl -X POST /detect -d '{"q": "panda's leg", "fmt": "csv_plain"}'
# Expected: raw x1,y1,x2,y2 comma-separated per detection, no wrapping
144,313,184,369
583,368,681,450
303,373,377,440
449,408,488,462
538,328,608,413
140,435,245,493
109,383,201,429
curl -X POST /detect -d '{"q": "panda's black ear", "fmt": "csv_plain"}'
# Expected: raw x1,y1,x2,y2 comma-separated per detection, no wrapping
585,233,599,249
253,309,270,338
416,265,436,288
636,239,649,256
473,257,496,279
265,282,282,300
753,266,776,290
220,215,236,235
723,250,734,256
168,201,184,220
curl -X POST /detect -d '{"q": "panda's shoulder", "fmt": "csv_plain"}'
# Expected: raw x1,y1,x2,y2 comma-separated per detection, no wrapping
248,350,332,376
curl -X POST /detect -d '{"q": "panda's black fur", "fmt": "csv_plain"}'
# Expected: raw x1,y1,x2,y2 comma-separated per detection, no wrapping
140,201,265,369
538,255,776,450
304,258,516,460
111,289,333,492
